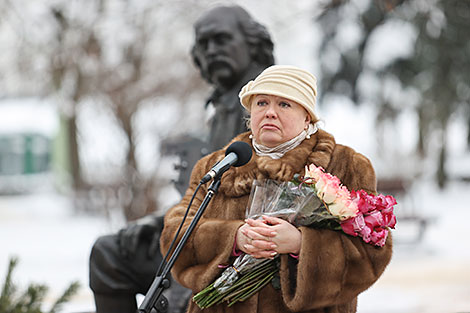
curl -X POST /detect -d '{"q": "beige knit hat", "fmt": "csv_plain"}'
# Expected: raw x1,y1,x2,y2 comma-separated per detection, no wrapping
239,65,318,121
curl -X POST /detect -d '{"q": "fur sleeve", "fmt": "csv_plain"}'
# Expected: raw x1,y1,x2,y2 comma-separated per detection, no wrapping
327,144,377,194
279,229,392,311
279,145,392,311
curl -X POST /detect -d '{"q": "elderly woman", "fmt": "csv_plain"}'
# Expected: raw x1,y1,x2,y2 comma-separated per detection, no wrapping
160,65,392,313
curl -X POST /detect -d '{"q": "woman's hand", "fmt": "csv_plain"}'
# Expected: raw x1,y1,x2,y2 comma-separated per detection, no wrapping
236,218,278,258
258,215,301,255
236,215,301,258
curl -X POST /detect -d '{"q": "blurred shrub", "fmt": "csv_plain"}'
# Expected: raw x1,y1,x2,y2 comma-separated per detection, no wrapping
0,257,80,313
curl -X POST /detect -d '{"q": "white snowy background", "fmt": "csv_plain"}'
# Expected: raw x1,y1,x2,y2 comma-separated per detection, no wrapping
1,1,470,312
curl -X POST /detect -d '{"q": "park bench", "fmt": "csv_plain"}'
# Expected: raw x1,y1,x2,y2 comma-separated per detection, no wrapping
376,177,430,243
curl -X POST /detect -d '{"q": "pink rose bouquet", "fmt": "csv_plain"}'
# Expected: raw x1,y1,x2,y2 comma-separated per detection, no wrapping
303,164,397,247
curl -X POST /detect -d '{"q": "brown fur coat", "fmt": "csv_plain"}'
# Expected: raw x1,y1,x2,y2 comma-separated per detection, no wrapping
161,130,393,313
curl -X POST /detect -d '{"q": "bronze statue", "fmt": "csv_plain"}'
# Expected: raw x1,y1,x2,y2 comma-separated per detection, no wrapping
192,5,274,152
89,5,274,313
167,5,274,195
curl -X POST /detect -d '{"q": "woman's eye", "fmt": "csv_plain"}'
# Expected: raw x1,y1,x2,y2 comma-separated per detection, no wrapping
279,101,291,108
257,100,268,106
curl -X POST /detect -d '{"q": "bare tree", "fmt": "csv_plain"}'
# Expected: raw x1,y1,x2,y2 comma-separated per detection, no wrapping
3,0,211,220
316,0,470,188
386,0,470,187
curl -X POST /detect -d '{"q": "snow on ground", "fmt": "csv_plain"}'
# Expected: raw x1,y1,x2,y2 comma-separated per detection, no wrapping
0,190,118,313
1,178,470,313
359,179,470,313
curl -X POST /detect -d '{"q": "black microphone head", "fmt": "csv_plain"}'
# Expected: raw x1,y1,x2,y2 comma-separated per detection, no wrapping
225,141,252,167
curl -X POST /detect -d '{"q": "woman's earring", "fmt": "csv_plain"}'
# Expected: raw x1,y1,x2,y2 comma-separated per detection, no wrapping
306,134,311,139
249,134,253,139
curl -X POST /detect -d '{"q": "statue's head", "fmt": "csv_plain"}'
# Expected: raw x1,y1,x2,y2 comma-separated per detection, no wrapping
191,5,274,89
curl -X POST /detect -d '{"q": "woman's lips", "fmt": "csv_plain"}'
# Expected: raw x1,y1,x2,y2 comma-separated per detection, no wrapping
261,123,280,130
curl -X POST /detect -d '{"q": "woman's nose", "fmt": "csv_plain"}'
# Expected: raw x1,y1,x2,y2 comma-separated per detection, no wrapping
265,104,278,118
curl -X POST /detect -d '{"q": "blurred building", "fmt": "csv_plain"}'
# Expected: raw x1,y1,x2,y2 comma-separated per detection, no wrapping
0,98,59,194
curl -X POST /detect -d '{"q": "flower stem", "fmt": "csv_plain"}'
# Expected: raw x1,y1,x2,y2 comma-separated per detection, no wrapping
227,271,276,306
193,258,279,309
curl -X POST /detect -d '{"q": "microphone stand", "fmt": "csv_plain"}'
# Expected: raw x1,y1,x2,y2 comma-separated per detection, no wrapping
138,177,222,313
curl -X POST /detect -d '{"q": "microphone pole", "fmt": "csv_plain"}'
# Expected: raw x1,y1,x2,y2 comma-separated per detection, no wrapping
138,177,222,313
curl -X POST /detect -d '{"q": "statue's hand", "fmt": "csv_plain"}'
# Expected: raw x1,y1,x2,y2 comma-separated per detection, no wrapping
117,215,164,260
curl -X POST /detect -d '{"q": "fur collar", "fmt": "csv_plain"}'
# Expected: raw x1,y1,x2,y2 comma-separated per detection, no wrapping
218,130,336,197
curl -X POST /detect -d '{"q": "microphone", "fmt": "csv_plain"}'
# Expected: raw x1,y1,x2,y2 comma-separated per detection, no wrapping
200,141,252,184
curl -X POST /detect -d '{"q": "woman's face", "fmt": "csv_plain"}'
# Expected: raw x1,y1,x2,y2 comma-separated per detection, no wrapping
250,94,311,148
